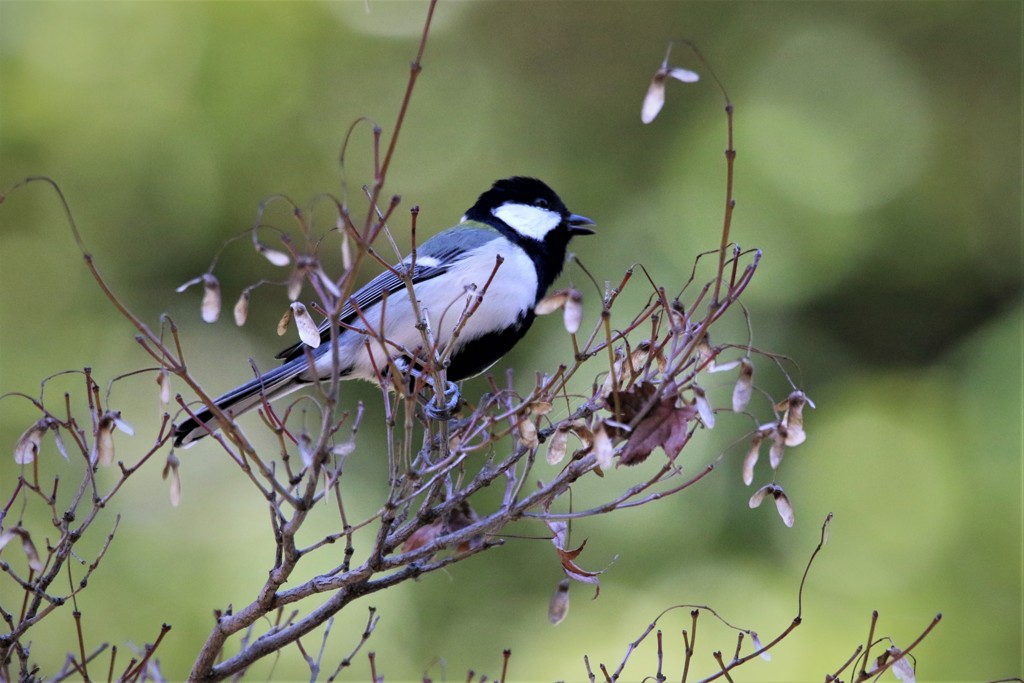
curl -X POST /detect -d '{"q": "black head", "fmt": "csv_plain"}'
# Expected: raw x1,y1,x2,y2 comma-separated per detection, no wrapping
462,177,595,244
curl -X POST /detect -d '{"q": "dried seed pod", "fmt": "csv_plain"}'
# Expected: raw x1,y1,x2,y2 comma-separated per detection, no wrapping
773,488,795,528
527,400,554,416
14,420,46,465
563,288,583,334
749,484,795,527
200,273,221,323
769,427,786,469
94,413,116,466
330,440,356,458
742,433,763,486
256,241,290,267
750,631,771,661
691,385,715,429
287,267,305,301
176,273,221,323
592,422,614,470
548,579,571,625
641,52,700,124
290,302,322,349
546,424,571,465
732,357,754,413
316,266,341,297
888,647,915,682
162,451,182,507
518,418,539,449
157,368,171,405
340,227,353,270
535,290,569,315
782,391,809,446
276,306,292,336
0,528,43,571
233,289,250,326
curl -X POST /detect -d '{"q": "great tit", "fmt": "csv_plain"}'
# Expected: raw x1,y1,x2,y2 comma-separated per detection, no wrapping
173,177,594,447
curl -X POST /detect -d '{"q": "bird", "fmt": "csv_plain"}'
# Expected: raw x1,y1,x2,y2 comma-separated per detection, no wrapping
173,177,595,447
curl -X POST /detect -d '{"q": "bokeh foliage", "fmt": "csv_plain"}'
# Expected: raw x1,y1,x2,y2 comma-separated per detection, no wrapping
0,1,1020,680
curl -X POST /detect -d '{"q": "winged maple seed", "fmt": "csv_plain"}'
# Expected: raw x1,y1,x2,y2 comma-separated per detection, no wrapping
175,272,222,323
602,381,697,466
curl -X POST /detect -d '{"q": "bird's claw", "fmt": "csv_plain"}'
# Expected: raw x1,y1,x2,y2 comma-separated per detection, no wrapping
423,380,460,420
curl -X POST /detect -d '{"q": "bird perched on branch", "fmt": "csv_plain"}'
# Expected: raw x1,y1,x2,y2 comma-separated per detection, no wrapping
174,177,594,447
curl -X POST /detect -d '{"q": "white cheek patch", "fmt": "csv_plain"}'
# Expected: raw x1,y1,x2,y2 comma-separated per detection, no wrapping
491,203,562,241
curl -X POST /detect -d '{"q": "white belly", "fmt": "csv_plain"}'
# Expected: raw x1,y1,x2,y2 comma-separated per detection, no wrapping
310,237,537,380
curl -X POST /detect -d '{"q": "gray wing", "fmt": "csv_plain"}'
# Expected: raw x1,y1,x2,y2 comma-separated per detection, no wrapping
275,224,499,362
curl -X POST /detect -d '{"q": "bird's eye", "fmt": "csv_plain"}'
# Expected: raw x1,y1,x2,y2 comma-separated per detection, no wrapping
535,198,549,208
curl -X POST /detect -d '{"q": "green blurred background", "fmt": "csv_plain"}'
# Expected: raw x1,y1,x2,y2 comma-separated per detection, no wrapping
1,1,1020,681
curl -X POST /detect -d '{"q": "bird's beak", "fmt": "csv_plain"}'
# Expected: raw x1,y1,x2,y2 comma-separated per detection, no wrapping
568,213,596,235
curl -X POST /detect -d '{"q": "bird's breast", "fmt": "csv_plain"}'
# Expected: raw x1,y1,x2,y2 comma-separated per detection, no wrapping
414,237,538,345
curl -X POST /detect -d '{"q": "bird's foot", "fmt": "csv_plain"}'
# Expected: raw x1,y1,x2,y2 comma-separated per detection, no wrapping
423,379,461,420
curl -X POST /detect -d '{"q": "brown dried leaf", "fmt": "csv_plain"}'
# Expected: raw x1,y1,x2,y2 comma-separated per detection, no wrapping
402,518,444,553
448,501,481,553
617,382,696,466
555,538,602,586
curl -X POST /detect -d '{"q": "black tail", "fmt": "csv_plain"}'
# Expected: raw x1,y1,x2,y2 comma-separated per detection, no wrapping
173,357,312,447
